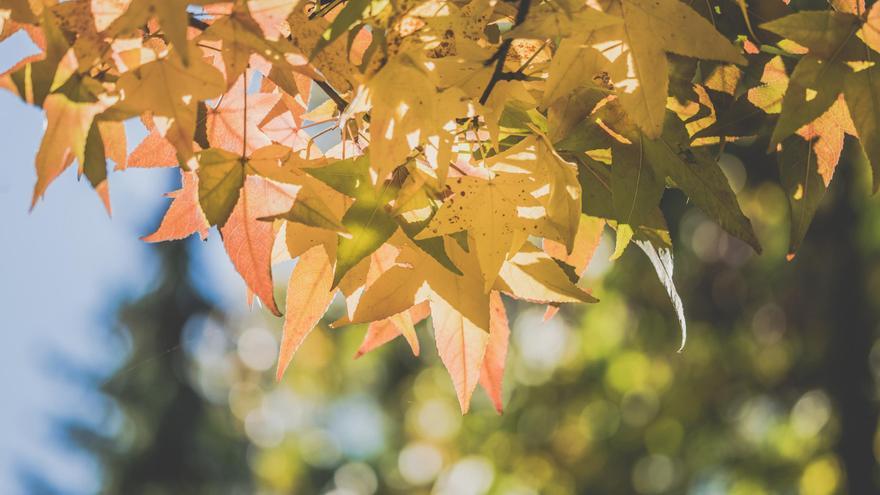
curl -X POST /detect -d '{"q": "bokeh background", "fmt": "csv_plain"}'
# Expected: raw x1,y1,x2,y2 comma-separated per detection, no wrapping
2,27,880,495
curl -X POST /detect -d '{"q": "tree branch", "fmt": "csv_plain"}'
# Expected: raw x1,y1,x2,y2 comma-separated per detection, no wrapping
187,15,210,31
315,80,350,112
478,0,532,105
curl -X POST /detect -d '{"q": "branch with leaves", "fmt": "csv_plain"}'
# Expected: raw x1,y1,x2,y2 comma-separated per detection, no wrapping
2,0,878,413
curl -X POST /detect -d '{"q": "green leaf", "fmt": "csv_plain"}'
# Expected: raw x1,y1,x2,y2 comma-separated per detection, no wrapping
261,193,347,232
644,113,761,252
778,135,826,256
82,122,107,192
611,138,664,228
336,194,398,288
307,156,369,197
843,66,880,192
761,11,862,61
196,149,245,227
308,156,400,286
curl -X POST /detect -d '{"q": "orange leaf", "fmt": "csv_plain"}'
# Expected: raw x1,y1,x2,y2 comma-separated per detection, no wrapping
355,301,429,358
247,0,297,40
143,171,209,242
207,75,280,155
261,111,311,150
276,244,336,379
98,120,127,170
543,215,605,276
479,291,510,414
431,296,489,413
796,95,856,186
220,175,297,316
127,128,179,169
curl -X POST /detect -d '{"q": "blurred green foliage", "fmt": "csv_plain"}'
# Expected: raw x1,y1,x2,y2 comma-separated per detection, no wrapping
75,138,880,494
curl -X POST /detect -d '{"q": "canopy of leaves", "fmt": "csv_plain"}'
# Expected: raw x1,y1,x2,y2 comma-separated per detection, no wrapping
2,0,876,412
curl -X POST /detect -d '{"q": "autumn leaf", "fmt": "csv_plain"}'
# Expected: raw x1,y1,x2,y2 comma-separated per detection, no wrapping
308,156,399,287
479,291,509,414
417,173,543,292
588,0,746,137
143,171,210,242
276,244,336,379
196,148,245,227
31,91,104,208
206,75,280,155
127,127,180,169
220,175,297,317
111,46,225,158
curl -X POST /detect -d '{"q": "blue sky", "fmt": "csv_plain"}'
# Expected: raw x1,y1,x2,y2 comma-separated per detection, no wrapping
0,33,247,494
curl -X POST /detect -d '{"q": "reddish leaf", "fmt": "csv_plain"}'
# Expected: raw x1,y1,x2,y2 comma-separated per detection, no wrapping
143,171,209,242
220,175,297,316
207,75,281,155
429,278,490,413
127,128,178,169
355,301,429,358
247,0,297,40
479,291,510,414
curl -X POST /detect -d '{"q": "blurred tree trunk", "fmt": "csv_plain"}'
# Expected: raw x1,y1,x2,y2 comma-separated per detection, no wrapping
792,154,879,492
100,239,252,493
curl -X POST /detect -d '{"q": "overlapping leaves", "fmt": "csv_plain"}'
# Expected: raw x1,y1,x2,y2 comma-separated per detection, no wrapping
2,0,874,413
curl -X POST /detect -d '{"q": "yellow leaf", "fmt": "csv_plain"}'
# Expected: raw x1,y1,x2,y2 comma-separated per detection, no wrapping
590,0,746,137
112,47,224,158
276,245,336,379
32,92,103,207
417,173,542,292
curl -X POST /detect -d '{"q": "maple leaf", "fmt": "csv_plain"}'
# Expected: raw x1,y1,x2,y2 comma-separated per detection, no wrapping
354,302,429,358
763,11,880,191
417,173,543,292
31,91,104,208
543,214,605,278
111,46,225,159
778,97,856,255
101,0,220,66
206,76,280,155
587,0,746,137
479,291,509,413
196,148,246,227
350,54,467,182
307,156,400,287
127,127,179,169
643,113,761,252
276,244,336,379
220,174,297,317
143,171,210,242
486,135,582,252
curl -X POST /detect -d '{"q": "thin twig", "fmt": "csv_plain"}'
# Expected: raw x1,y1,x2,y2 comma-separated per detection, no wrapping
478,0,533,105
315,80,350,112
188,15,210,31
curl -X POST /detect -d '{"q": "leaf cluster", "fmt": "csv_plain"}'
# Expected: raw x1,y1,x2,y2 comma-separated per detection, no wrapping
2,0,876,412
